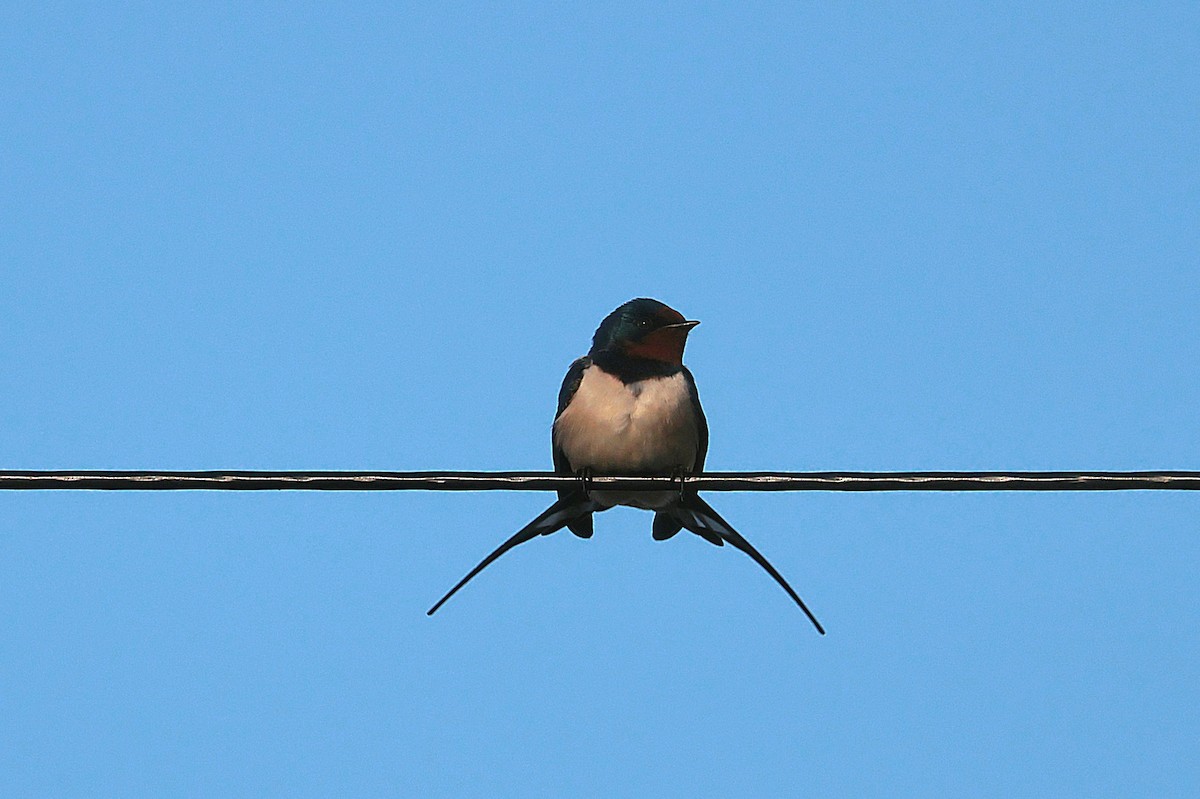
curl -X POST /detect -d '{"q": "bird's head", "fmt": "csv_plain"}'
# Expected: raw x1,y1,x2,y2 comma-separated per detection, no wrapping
589,298,699,365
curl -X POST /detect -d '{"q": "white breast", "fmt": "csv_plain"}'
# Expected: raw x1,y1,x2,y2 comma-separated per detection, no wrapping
553,366,699,476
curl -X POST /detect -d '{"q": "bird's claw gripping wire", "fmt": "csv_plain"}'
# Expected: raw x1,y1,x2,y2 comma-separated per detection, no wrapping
671,466,689,502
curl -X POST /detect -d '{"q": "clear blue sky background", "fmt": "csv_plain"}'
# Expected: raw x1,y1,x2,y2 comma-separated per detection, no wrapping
2,3,1197,796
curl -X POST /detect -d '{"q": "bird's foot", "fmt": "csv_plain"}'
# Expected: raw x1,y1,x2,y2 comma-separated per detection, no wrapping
576,467,594,495
671,466,689,502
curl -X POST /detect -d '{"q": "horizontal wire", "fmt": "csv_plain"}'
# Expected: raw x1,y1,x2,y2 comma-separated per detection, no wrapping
1,470,1199,492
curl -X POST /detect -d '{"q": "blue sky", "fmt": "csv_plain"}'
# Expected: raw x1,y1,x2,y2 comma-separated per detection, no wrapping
2,3,1197,796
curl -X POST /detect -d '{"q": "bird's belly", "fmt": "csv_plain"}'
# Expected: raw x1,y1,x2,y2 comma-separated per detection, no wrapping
587,489,678,510
553,369,698,482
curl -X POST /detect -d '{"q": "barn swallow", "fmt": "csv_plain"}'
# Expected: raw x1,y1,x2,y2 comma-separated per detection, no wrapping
428,298,824,633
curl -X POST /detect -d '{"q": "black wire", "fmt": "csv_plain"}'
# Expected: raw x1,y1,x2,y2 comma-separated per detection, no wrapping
1,470,1199,491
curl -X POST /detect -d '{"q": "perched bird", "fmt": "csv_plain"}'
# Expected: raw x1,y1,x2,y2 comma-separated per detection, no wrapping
428,298,824,634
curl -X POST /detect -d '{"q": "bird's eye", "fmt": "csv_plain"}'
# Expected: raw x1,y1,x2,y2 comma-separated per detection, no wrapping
638,318,651,328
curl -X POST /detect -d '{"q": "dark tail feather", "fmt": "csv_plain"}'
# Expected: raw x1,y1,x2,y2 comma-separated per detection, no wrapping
567,513,594,539
668,504,724,546
671,495,825,635
652,512,682,541
427,493,597,615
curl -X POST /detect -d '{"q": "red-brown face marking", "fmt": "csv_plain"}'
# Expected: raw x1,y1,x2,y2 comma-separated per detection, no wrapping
624,309,695,364
623,327,690,364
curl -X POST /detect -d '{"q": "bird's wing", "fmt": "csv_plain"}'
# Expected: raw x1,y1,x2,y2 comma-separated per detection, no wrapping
555,356,591,421
681,366,708,473
552,356,590,477
669,494,825,635
427,493,598,615
552,357,592,530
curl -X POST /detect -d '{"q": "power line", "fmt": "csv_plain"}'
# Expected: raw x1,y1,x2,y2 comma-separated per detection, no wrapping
1,470,1198,492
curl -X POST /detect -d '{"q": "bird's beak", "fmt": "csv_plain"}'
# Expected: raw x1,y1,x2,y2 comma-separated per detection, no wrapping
663,320,700,331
